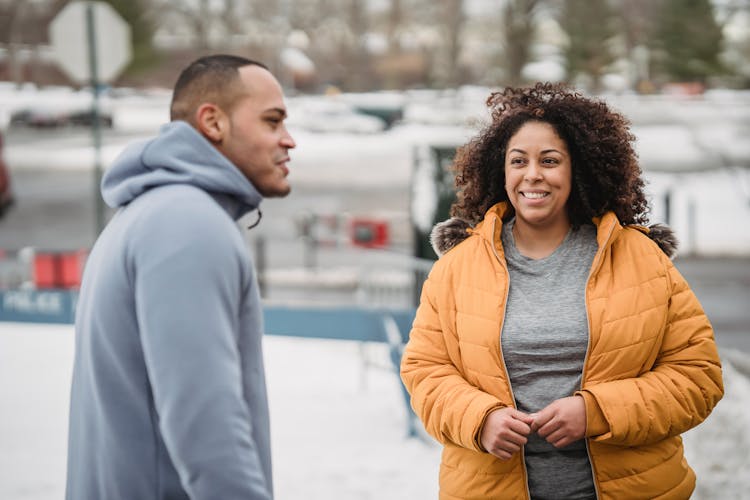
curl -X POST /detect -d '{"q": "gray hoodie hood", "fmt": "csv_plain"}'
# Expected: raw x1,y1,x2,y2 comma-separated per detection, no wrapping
102,120,262,219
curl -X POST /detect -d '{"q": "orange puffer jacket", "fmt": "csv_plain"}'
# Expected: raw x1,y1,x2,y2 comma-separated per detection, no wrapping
401,203,723,500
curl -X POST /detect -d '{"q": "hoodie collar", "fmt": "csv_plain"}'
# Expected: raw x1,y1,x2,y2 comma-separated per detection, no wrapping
101,121,263,220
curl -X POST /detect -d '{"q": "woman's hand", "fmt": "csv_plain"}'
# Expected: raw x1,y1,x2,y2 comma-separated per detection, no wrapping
531,395,587,448
480,407,534,460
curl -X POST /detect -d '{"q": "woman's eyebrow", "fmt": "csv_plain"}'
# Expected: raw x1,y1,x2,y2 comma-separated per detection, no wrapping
508,148,565,155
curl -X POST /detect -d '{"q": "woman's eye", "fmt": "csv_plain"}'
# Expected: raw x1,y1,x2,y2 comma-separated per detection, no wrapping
543,157,559,165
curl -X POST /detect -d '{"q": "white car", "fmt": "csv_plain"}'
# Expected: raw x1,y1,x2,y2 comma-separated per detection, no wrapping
9,86,113,129
286,97,386,134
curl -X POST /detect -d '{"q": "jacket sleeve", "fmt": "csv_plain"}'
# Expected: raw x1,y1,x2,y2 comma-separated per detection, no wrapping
400,271,505,452
579,257,724,446
132,203,271,500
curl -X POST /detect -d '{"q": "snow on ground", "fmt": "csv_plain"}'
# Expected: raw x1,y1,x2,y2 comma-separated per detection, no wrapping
0,323,441,500
1,322,749,499
684,352,750,500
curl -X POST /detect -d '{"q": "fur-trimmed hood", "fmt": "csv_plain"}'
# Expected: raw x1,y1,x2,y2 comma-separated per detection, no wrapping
430,213,678,259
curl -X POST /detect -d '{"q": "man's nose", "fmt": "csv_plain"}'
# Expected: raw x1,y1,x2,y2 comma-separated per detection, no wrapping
281,128,296,149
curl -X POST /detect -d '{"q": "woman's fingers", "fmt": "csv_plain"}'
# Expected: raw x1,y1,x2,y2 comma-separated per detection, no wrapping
480,400,587,457
480,407,533,459
532,396,587,447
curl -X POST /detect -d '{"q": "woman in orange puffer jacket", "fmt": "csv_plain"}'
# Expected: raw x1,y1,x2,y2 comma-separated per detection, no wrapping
401,83,723,500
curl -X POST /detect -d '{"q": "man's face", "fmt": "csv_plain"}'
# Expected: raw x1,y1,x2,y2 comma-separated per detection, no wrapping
219,65,296,198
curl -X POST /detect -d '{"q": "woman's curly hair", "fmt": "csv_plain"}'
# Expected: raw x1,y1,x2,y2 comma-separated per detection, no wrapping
451,82,649,227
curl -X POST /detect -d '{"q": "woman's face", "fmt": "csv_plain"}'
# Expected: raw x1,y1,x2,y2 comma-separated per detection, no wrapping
504,121,572,233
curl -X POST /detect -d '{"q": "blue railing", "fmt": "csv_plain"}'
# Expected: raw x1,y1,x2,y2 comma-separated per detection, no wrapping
0,289,421,437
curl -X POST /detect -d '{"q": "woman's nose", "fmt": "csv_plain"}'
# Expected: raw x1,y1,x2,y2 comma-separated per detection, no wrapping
524,161,543,180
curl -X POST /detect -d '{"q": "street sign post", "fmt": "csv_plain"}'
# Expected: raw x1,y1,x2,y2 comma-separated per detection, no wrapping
49,1,132,238
50,1,132,84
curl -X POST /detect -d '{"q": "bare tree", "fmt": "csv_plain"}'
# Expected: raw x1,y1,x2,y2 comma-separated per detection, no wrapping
387,0,403,53
190,0,212,50
436,0,464,87
0,1,24,82
558,0,617,91
151,0,214,50
0,0,68,84
501,0,541,86
220,0,242,36
344,0,370,90
616,0,662,89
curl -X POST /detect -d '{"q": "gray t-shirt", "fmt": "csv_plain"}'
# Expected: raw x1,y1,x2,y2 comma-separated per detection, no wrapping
500,219,598,500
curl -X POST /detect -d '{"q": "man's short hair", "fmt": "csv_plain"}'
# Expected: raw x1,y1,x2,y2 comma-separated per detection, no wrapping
170,54,268,123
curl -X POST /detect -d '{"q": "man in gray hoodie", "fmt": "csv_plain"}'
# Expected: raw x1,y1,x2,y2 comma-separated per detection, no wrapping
66,55,295,499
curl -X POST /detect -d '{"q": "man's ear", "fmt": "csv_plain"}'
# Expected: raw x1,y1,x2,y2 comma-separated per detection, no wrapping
194,103,228,143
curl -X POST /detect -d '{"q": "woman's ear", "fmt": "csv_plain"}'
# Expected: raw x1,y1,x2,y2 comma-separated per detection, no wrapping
194,103,228,143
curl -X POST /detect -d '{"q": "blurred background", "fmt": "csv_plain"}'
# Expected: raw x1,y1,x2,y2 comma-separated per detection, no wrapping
1,1,749,499
1,0,749,92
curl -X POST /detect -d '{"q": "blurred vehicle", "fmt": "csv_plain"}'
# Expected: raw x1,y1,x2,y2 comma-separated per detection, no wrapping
0,130,15,217
10,107,69,128
68,109,114,127
286,97,387,134
336,92,406,129
10,105,113,128
9,86,113,129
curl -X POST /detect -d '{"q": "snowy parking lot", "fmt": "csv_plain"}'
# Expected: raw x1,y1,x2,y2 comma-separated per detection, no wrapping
3,86,750,257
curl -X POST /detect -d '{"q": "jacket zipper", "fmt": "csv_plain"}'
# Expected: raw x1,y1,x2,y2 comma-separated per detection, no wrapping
581,219,616,500
488,217,532,500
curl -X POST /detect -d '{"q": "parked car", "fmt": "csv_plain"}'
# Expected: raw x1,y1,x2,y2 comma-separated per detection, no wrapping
10,105,113,129
0,130,15,217
9,87,113,129
9,107,69,128
285,97,387,134
68,109,114,127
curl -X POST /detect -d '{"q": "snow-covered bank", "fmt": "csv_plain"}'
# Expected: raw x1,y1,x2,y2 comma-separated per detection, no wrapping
684,350,750,499
0,323,748,499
